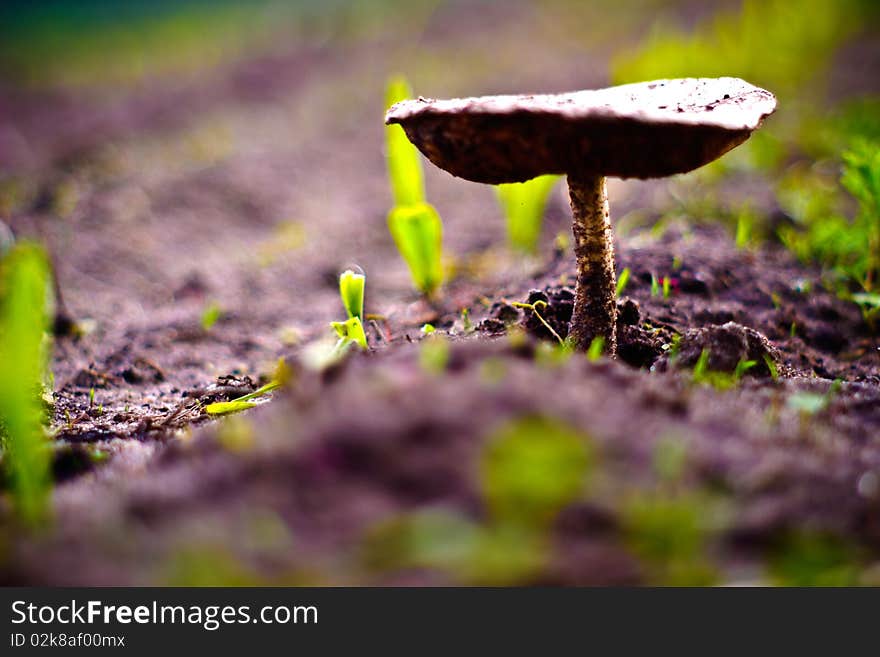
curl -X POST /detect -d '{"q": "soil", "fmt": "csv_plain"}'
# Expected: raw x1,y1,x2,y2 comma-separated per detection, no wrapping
0,3,878,585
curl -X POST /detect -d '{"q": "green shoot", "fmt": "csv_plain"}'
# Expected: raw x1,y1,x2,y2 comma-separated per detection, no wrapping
650,273,660,297
328,268,369,357
331,316,368,352
852,292,880,330
511,300,564,345
460,307,473,333
586,336,605,361
205,381,282,416
662,276,671,299
339,269,365,321
615,267,631,297
205,400,256,415
495,175,560,253
420,323,436,334
387,203,443,297
692,350,756,390
733,359,757,380
0,242,53,526
231,381,281,403
385,75,425,207
200,301,223,330
692,348,710,381
763,353,780,381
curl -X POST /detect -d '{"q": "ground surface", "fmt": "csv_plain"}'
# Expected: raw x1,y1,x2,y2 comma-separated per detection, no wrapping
1,1,879,585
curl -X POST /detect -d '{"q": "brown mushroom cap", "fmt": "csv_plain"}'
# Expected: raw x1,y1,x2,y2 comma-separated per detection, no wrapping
385,77,777,184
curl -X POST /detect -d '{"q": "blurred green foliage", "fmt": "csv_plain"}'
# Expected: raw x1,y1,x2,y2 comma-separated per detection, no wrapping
363,415,592,584
768,532,863,586
779,140,880,293
495,175,560,254
0,243,53,526
622,493,718,586
481,416,592,530
613,0,862,97
0,0,437,89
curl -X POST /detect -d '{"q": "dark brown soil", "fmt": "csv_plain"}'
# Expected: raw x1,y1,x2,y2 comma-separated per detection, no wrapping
1,2,878,585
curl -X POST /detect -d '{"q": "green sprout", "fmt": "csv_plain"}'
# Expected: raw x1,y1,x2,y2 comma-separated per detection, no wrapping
495,175,560,253
691,349,758,390
387,203,443,297
762,353,780,381
200,301,223,330
615,267,631,297
325,268,370,359
385,75,425,207
0,242,53,526
852,292,880,330
385,76,444,297
331,316,368,352
205,381,282,416
586,336,605,361
650,273,660,297
339,269,365,321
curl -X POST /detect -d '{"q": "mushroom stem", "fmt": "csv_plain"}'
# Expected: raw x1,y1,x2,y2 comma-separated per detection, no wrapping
567,173,617,355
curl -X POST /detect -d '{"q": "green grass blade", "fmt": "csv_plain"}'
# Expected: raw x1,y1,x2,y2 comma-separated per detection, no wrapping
385,75,425,207
0,242,52,526
388,202,443,296
495,175,559,253
615,267,631,297
232,380,282,403
205,401,258,416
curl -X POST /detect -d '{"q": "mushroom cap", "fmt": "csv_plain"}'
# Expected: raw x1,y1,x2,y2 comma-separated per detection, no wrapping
385,77,777,184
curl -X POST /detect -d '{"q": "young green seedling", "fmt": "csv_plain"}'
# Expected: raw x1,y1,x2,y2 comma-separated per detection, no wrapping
387,203,443,298
0,242,53,526
331,316,368,352
328,268,369,356
385,76,444,297
495,175,560,253
339,269,365,321
615,267,631,297
205,381,282,416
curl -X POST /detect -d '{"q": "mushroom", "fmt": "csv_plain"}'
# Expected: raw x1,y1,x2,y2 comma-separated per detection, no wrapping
385,77,776,355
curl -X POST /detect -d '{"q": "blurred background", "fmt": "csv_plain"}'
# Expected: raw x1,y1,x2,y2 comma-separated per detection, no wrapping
1,0,878,261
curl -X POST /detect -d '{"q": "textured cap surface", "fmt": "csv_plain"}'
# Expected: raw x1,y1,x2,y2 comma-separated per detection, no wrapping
385,77,777,183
